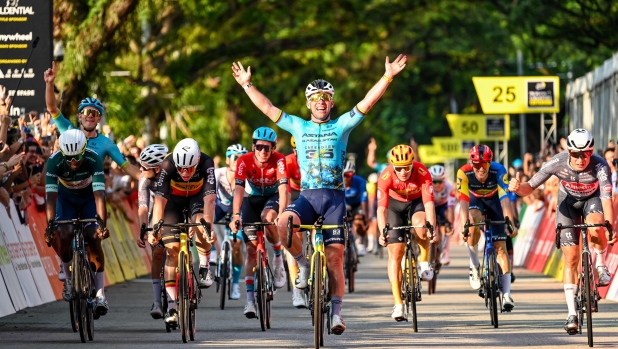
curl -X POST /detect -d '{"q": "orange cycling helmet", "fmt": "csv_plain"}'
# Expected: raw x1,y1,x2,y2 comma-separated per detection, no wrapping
389,144,415,166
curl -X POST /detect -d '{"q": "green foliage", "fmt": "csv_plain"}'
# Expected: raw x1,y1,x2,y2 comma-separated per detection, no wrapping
53,0,618,168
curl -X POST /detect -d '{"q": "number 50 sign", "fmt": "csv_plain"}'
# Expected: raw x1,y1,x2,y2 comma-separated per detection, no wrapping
472,76,560,114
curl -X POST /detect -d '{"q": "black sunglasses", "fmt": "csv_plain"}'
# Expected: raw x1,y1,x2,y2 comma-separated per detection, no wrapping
432,180,443,184
255,144,271,152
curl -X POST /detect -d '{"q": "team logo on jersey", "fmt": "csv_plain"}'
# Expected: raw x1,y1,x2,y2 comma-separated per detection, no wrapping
602,184,612,193
237,161,246,175
502,174,509,185
425,182,434,196
418,167,426,176
381,171,391,180
456,177,462,190
277,160,286,174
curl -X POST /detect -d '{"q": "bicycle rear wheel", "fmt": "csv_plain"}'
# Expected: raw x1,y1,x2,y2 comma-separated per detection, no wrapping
256,250,267,331
428,243,438,295
265,264,273,329
313,253,323,349
179,252,190,343
346,249,355,293
583,254,593,347
219,244,230,310
488,253,499,328
408,250,418,332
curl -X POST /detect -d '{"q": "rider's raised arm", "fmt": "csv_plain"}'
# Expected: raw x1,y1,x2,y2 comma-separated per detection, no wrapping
357,55,407,114
231,61,281,122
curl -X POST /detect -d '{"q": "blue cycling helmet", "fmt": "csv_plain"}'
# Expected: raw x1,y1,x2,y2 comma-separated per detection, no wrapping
77,97,104,115
226,144,248,158
252,127,277,143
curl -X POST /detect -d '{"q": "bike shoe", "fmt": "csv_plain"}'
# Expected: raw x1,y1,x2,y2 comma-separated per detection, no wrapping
231,284,241,300
420,262,434,281
57,263,66,282
564,315,578,335
62,281,74,302
274,264,287,289
165,309,178,325
391,304,405,322
244,301,257,319
150,302,163,319
469,265,481,290
95,296,109,316
331,315,346,335
502,294,514,312
292,289,306,309
295,266,309,289
199,267,214,288
597,265,611,286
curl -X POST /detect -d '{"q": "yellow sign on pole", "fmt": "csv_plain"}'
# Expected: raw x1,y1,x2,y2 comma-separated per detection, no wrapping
446,114,510,141
431,137,477,159
417,145,446,164
472,76,560,114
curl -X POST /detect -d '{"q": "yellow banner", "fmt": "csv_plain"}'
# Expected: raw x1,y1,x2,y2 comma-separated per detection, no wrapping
417,145,446,164
472,76,560,113
431,137,477,159
446,114,510,141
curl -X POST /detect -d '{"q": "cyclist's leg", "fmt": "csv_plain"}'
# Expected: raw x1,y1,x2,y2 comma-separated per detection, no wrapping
53,194,77,300
353,210,367,256
80,194,107,313
466,198,484,290
161,200,182,321
408,198,433,280
485,198,512,298
556,191,583,329
210,201,228,264
150,244,165,315
240,196,261,314
276,193,316,271
583,196,611,284
262,195,287,287
385,204,407,314
189,195,211,271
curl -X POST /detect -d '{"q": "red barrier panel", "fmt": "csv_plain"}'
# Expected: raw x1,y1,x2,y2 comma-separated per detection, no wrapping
598,198,618,299
529,214,556,273
26,205,64,300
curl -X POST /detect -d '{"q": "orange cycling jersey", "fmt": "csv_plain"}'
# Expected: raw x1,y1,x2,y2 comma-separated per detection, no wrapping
377,162,434,208
235,152,288,196
285,153,301,191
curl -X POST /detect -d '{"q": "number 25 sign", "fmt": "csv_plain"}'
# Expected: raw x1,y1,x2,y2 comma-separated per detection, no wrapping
472,76,559,114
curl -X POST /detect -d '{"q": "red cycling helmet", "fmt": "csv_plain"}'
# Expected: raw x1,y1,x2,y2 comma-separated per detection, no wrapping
469,145,493,163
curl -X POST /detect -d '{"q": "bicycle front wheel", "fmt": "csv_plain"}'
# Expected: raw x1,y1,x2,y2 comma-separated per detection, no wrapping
83,260,94,341
488,254,499,328
219,243,230,310
313,253,323,349
256,250,267,331
178,252,190,343
583,254,593,347
408,251,418,333
72,250,87,343
69,299,78,332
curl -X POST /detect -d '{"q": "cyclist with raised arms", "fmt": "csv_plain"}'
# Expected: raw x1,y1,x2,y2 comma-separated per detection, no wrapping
147,138,216,326
428,165,456,265
44,62,140,180
509,129,616,334
343,161,369,256
229,127,289,318
213,144,248,300
45,129,109,316
231,53,407,334
285,136,307,308
377,145,436,321
457,145,518,311
135,144,169,319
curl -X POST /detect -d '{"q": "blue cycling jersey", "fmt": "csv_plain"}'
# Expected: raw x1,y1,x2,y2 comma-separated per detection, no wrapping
275,106,366,190
345,175,368,206
52,112,129,168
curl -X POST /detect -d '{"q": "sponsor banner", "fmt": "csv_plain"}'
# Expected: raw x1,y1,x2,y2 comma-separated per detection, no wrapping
472,76,560,114
115,207,148,277
0,0,52,117
9,204,55,303
123,199,152,271
106,207,136,280
543,246,563,281
513,202,544,267
0,270,16,316
0,203,42,307
0,217,25,312
529,214,556,273
26,205,63,300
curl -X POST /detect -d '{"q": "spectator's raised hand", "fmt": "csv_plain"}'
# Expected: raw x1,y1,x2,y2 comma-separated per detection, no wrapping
40,146,51,161
29,172,41,184
1,114,11,126
0,85,6,103
12,161,22,173
43,61,56,84
7,152,24,168
0,142,8,155
368,137,377,151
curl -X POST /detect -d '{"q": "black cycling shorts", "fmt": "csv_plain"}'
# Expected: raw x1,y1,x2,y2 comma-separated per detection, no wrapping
241,194,279,243
556,190,604,247
160,194,204,246
387,197,425,244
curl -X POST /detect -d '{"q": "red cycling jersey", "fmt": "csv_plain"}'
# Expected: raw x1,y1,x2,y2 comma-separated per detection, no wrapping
285,153,301,191
377,162,434,208
235,152,288,196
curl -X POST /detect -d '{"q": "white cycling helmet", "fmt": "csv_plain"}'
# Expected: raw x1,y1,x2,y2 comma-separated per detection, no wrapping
343,160,356,173
140,144,168,167
305,79,335,100
429,165,446,181
226,144,248,158
566,129,594,151
59,129,87,156
173,138,201,168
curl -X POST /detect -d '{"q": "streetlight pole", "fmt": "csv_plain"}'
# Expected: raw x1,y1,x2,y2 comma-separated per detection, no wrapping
517,50,526,159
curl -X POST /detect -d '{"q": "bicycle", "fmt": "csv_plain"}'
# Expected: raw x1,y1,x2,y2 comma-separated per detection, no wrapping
555,221,613,347
382,222,433,332
140,224,174,332
286,216,348,349
462,217,514,329
235,220,277,331
427,220,451,295
152,209,210,343
47,215,105,343
213,214,235,310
